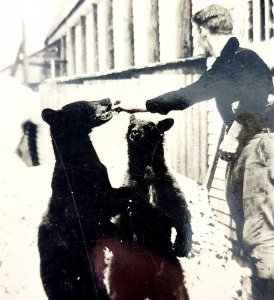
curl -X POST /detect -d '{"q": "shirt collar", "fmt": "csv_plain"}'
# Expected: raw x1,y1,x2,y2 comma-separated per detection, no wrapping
220,37,240,59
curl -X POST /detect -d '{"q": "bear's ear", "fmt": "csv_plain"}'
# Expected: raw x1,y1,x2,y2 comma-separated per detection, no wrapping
158,118,174,133
42,108,59,125
130,114,136,123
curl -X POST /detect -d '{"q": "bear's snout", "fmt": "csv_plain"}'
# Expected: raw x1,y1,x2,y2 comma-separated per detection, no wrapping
99,110,113,120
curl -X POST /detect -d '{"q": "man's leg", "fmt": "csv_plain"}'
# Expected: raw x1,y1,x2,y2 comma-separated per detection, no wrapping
225,159,245,252
251,277,274,300
240,135,274,299
226,135,274,299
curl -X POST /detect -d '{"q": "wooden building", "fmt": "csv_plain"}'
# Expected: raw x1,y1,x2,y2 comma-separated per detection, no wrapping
38,0,274,248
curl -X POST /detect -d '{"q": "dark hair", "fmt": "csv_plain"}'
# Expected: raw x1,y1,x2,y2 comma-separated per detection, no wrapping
192,4,233,34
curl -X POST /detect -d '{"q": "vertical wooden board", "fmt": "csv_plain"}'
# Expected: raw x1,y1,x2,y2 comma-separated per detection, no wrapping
132,0,150,65
105,0,114,70
191,104,200,182
265,0,270,40
177,111,187,176
158,0,177,62
97,0,107,72
61,35,67,76
123,0,135,67
232,0,246,39
174,112,183,172
177,0,192,58
66,27,74,76
147,0,160,63
132,0,160,65
113,0,134,69
185,107,193,179
85,11,92,74
172,74,187,176
243,0,250,41
75,22,83,75
112,0,125,69
185,74,195,180
199,101,208,183
180,74,190,177
86,10,95,74
81,16,87,74
253,0,262,42
192,73,206,182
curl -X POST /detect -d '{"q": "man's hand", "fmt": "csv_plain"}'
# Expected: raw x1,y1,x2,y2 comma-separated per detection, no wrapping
219,134,240,161
218,120,245,161
112,100,147,114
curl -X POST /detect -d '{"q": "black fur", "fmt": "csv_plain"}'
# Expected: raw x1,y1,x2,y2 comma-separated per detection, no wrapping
16,120,39,166
38,99,120,300
118,115,192,260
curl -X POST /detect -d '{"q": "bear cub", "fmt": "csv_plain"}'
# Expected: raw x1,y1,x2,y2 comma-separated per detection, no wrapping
93,115,191,300
118,115,192,259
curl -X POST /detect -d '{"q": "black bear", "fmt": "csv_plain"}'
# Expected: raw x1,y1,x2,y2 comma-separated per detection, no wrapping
38,99,123,300
93,115,191,300
120,115,192,258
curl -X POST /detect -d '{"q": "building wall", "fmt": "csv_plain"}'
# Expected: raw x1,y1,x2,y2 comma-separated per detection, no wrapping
38,60,208,185
45,0,193,77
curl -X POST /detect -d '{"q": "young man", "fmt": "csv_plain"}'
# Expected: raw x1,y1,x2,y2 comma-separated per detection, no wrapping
115,4,274,300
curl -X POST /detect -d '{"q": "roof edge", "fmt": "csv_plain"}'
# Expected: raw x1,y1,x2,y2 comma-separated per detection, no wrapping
45,0,86,45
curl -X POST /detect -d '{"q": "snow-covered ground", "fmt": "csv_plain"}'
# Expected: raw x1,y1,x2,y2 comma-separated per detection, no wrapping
0,156,52,300
0,152,250,300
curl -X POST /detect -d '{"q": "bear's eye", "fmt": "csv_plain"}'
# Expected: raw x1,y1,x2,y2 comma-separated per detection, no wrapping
147,123,155,130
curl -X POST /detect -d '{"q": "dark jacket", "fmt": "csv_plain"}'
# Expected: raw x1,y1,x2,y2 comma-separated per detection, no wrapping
146,37,273,128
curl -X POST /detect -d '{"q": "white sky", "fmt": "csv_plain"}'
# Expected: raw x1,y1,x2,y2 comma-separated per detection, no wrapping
0,0,61,70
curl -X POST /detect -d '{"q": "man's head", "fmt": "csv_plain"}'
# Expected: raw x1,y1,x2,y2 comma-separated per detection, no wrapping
192,5,233,56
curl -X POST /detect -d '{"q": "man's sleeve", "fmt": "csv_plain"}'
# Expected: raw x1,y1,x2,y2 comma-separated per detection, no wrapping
146,61,225,115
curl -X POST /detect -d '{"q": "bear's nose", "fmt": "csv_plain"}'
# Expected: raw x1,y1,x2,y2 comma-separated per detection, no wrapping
131,130,140,136
130,129,143,141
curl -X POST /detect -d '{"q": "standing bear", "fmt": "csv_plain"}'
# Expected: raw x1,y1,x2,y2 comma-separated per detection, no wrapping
120,115,192,258
38,99,124,300
94,115,191,300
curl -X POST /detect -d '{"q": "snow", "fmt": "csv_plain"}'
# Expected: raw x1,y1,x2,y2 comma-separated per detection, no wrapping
0,155,250,299
0,156,52,300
